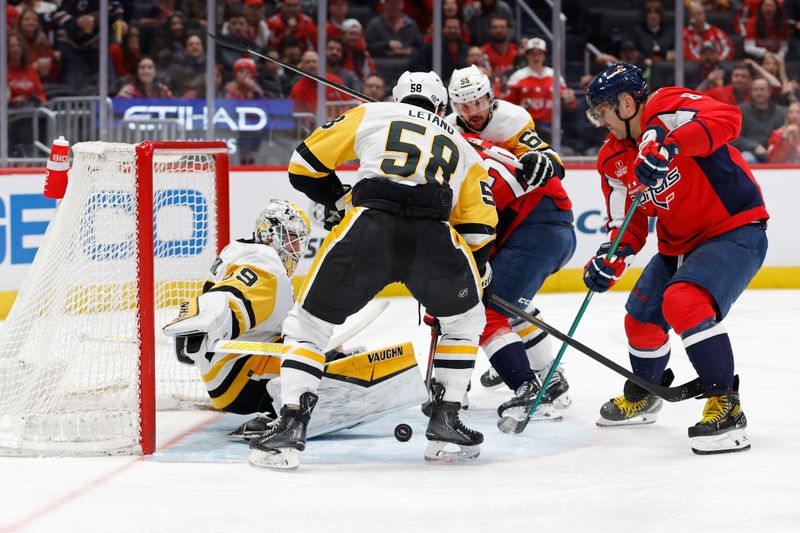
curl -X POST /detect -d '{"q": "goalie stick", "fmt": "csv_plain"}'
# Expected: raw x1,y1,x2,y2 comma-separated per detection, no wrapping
206,32,522,170
490,295,705,402
211,299,390,357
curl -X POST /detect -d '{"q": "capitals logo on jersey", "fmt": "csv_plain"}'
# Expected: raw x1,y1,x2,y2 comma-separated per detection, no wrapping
637,166,681,210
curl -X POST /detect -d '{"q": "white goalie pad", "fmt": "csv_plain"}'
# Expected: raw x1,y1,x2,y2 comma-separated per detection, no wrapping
268,342,427,438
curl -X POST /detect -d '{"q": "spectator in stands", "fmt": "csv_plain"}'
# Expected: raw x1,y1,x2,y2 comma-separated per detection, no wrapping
167,33,208,97
409,16,469,82
365,0,422,58
362,73,390,102
326,0,349,38
6,5,20,32
705,61,753,104
153,12,189,69
18,8,61,84
225,57,264,99
480,16,517,82
117,56,174,98
341,19,375,83
735,0,762,35
506,37,576,142
240,0,270,49
390,0,433,31
225,57,264,165
464,0,514,47
424,0,470,45
467,46,492,77
267,0,318,53
110,25,143,80
631,0,675,62
53,0,125,89
289,50,349,116
695,41,728,92
257,47,290,98
7,32,46,106
733,77,787,161
744,0,790,58
761,51,794,101
684,0,735,61
768,101,800,162
326,37,361,92
219,10,257,70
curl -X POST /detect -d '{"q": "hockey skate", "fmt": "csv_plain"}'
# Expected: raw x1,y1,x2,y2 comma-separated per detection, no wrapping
479,367,504,389
227,413,276,440
424,382,483,462
497,376,561,434
249,392,318,470
596,372,673,427
689,377,750,455
536,365,571,409
421,378,469,416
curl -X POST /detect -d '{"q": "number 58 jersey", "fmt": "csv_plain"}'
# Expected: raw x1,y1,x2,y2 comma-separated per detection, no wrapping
289,101,497,253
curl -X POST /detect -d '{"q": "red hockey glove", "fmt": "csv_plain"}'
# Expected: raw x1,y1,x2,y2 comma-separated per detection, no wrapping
635,126,679,189
583,242,636,293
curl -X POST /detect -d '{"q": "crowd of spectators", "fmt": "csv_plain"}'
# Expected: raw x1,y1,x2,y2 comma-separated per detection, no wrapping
6,0,800,163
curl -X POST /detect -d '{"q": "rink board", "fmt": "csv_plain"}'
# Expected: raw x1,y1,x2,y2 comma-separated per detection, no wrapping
0,166,797,318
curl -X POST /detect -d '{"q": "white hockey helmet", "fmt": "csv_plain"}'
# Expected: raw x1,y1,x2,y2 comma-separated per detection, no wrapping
392,71,449,115
255,199,311,277
448,65,495,126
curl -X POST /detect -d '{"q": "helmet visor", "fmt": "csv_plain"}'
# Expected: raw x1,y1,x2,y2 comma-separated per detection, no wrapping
453,94,492,118
585,100,614,128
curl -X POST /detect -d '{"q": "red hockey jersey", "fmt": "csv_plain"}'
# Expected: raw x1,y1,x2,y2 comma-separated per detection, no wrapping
596,87,769,256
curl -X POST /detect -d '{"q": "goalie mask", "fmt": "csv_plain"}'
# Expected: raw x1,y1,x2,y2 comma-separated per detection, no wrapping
448,65,495,132
393,71,448,116
255,199,311,277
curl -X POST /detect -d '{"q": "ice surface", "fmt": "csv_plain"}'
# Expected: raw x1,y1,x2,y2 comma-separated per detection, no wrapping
2,291,799,532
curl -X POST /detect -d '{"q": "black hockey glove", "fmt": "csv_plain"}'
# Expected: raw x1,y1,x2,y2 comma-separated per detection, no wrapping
323,184,352,230
516,151,554,189
635,126,678,189
479,263,494,306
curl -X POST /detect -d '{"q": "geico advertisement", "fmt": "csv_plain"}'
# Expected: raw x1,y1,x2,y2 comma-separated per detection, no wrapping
0,168,795,290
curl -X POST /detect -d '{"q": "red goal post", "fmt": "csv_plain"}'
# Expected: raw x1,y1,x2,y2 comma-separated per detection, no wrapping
0,141,229,456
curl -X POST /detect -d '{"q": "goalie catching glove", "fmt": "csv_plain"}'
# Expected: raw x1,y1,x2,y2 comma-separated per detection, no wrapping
583,242,635,293
516,151,555,190
163,291,234,365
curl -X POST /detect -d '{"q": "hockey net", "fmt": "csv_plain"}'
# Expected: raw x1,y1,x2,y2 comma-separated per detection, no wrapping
0,141,229,455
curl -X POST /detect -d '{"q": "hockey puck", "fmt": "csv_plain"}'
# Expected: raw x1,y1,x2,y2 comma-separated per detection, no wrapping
394,423,412,442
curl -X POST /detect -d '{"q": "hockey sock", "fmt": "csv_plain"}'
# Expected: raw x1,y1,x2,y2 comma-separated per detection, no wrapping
280,344,326,406
511,311,553,371
662,282,734,392
434,335,478,403
624,314,670,382
682,319,735,392
482,334,535,391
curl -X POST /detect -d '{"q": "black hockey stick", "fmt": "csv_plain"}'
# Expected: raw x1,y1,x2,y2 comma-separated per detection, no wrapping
491,295,705,402
207,32,376,103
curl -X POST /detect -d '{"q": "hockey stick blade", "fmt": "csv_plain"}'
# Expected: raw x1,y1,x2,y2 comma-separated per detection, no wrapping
491,296,704,402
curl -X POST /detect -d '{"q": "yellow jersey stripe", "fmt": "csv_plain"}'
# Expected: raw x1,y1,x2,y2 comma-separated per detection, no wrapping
435,344,479,355
202,353,241,382
291,346,326,365
211,357,262,409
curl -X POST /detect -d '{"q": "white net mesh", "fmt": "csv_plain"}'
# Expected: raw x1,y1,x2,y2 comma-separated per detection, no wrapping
0,142,224,455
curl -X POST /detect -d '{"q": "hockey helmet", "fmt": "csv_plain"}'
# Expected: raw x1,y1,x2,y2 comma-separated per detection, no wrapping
255,199,311,277
448,65,495,127
393,71,448,115
586,63,648,127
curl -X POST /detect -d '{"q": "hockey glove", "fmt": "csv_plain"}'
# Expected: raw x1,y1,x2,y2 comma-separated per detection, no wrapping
516,151,555,190
479,263,494,305
583,242,636,293
163,292,234,365
635,126,678,189
323,184,352,230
